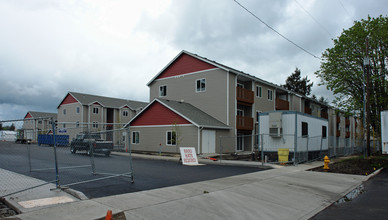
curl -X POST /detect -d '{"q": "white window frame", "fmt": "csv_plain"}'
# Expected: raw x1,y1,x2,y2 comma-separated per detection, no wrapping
123,110,129,117
92,121,98,128
159,85,167,97
76,121,80,128
93,107,99,114
268,89,273,101
166,130,176,146
196,78,206,92
132,131,140,144
256,85,262,98
76,107,80,114
63,109,66,115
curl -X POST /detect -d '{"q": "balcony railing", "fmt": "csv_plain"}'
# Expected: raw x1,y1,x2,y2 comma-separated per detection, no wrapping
304,107,312,115
236,115,253,131
276,98,289,110
345,119,350,127
321,111,328,119
236,87,254,105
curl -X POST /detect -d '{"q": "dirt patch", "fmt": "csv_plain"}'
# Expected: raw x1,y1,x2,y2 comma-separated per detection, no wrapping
311,155,388,175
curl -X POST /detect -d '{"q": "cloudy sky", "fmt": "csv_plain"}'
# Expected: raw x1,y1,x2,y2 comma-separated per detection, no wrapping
0,0,386,120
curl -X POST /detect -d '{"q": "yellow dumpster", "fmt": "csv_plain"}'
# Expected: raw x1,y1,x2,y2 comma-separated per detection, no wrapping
278,148,289,163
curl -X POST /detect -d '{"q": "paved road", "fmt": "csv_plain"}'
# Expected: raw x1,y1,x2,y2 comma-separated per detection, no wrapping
311,169,388,220
0,142,265,199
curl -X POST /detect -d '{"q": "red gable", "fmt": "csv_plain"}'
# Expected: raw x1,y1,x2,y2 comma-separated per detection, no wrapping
156,53,216,80
131,102,191,126
25,112,32,119
61,93,78,105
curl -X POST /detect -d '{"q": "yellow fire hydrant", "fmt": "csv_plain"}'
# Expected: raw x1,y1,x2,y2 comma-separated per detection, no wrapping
323,155,330,171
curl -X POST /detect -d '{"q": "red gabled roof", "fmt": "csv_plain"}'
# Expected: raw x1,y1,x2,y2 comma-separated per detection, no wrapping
147,52,217,86
130,101,191,126
58,93,79,108
25,112,32,119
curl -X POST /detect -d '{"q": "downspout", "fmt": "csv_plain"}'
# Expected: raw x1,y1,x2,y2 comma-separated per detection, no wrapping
294,112,298,165
198,126,203,154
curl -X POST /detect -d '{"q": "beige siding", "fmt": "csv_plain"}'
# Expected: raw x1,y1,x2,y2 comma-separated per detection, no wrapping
130,125,198,153
254,82,276,113
149,69,229,125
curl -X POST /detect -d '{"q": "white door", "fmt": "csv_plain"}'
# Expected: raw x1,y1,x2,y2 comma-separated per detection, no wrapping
202,130,216,154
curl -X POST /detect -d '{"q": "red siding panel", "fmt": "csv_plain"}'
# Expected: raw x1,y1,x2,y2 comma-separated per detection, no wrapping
61,94,78,105
25,113,32,119
156,54,216,80
131,102,191,126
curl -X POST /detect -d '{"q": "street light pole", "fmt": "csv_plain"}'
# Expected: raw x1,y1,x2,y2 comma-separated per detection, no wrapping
363,37,371,156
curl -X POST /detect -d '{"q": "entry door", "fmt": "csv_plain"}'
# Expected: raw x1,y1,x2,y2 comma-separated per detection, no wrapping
202,130,216,154
237,133,244,151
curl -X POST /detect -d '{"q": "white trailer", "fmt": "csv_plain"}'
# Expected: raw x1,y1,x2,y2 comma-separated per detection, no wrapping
382,110,388,154
258,111,329,160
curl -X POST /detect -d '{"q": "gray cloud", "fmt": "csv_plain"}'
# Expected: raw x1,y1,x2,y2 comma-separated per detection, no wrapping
0,0,387,120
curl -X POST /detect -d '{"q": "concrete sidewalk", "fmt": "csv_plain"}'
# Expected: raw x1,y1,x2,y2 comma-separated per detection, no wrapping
3,160,373,220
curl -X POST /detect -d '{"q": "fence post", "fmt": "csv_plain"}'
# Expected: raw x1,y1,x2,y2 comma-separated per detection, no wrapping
306,136,309,162
127,127,134,183
294,113,298,165
319,136,323,159
27,144,32,172
261,134,264,166
51,117,60,188
220,136,223,164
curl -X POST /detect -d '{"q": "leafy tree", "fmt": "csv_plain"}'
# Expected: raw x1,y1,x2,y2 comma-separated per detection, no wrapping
9,123,15,131
283,68,313,96
315,15,388,140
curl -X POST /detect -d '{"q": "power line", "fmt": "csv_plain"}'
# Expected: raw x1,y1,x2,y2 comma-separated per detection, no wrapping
294,0,334,39
338,0,351,17
233,0,321,60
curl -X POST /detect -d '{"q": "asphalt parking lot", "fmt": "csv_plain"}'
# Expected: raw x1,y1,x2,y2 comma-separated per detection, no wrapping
0,142,266,198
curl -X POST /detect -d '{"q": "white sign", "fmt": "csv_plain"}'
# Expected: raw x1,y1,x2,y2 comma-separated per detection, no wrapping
179,147,199,166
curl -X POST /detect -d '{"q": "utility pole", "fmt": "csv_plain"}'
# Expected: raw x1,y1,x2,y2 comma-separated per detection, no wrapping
364,37,371,156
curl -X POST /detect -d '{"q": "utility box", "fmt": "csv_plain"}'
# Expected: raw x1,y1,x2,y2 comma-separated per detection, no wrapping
382,110,388,154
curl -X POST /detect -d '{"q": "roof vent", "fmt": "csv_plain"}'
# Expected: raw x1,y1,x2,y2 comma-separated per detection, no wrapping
179,99,184,103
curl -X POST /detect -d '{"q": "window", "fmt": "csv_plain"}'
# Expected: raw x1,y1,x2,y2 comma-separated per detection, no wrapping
196,78,206,92
132,131,139,144
76,121,80,128
92,122,98,128
256,86,262,98
159,85,167,97
268,89,273,101
123,110,129,117
322,126,327,138
302,122,308,137
38,120,42,124
93,107,99,114
76,107,80,114
63,109,66,115
166,131,176,146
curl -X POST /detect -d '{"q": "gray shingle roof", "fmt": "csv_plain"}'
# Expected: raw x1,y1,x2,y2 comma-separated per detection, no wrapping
28,111,57,119
157,99,229,129
69,92,148,110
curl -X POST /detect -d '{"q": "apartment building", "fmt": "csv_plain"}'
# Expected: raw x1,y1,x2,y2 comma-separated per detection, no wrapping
57,92,147,144
23,111,57,142
127,50,359,154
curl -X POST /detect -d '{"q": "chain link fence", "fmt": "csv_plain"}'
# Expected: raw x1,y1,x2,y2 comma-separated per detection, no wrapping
219,133,373,165
0,118,134,198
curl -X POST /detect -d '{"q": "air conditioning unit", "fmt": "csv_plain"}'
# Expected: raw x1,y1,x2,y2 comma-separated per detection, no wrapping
269,112,282,137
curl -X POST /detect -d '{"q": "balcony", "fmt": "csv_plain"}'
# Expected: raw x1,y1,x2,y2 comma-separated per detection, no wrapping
304,107,312,115
346,131,350,138
236,115,253,131
345,119,350,127
236,87,254,106
336,130,341,137
321,111,328,119
276,98,289,110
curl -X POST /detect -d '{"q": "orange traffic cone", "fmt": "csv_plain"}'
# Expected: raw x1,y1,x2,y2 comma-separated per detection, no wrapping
105,210,112,220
